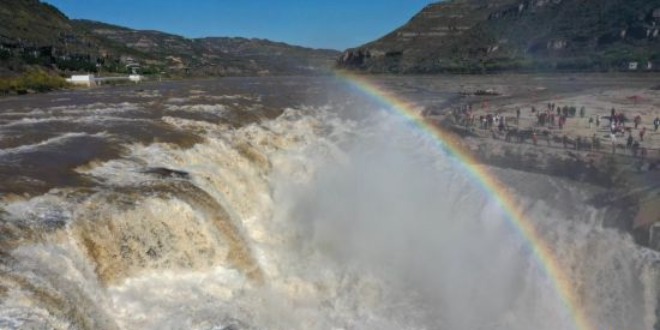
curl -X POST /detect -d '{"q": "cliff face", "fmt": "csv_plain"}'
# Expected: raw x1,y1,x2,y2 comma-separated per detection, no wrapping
0,1,339,76
0,0,101,75
338,0,660,73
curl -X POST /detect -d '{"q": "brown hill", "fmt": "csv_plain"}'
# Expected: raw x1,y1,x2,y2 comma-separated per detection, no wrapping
74,20,338,76
338,0,660,73
0,0,339,77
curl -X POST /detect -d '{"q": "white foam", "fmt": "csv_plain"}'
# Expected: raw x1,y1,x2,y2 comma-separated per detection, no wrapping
165,103,227,114
2,101,659,329
0,132,107,156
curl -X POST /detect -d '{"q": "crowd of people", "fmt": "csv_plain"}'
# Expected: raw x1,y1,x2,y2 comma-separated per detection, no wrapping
448,102,658,160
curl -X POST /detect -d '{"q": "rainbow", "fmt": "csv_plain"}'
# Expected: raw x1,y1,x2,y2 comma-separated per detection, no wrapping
337,72,594,330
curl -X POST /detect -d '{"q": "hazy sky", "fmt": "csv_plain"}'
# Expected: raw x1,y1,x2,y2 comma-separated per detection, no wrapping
45,0,438,50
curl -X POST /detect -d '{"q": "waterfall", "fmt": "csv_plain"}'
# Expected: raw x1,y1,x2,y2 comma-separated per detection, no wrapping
0,82,658,329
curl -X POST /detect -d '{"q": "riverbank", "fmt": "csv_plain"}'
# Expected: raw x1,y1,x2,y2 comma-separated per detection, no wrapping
429,80,660,248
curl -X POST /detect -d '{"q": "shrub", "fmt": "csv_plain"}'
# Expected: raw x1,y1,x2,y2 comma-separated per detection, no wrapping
0,69,69,95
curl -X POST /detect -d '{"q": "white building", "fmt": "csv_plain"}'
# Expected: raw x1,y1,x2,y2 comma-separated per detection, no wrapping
65,74,96,86
128,74,144,83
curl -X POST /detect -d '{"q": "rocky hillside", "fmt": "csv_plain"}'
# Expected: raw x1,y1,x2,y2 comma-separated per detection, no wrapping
0,0,338,77
74,20,339,76
337,0,660,73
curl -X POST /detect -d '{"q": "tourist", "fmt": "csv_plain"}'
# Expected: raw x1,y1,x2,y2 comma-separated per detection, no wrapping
634,115,641,129
627,134,634,148
632,140,640,157
592,134,599,150
654,117,660,131
596,115,600,127
640,127,647,141
580,106,586,118
588,117,593,128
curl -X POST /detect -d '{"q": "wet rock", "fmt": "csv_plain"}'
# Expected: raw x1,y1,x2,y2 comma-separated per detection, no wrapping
143,167,190,179
459,89,500,96
219,318,250,330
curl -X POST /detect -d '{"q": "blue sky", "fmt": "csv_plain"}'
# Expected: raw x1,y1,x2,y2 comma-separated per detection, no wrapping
45,1,438,50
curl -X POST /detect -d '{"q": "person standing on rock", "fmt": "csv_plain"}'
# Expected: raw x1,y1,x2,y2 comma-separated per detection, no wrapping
589,116,594,128
596,115,601,128
627,134,634,148
634,115,641,129
640,127,647,141
592,134,599,150
654,117,660,131
580,106,586,118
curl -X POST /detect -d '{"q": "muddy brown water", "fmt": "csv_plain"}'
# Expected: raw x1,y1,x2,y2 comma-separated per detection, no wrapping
0,74,656,196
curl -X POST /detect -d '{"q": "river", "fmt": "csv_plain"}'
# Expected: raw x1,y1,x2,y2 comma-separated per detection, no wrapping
0,75,657,329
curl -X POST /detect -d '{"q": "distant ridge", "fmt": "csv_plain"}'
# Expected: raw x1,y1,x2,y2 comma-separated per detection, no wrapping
0,0,339,76
337,0,660,73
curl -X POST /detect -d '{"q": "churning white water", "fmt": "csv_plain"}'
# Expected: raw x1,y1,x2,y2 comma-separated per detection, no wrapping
0,80,658,330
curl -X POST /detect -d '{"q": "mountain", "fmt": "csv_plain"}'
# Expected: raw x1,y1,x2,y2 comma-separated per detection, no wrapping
0,0,105,76
73,20,339,76
337,0,660,73
0,0,339,77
